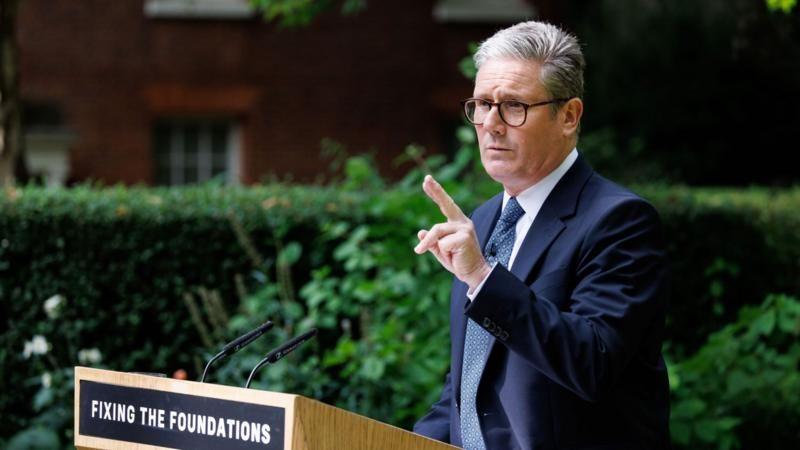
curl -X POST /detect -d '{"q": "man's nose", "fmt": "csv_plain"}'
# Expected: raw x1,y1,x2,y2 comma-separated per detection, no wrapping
482,105,506,134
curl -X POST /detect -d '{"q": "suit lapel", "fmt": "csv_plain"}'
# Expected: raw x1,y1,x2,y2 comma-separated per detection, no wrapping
509,205,566,281
475,155,594,375
512,154,594,281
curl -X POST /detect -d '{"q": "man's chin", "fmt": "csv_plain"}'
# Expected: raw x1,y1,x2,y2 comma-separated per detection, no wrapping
484,166,514,185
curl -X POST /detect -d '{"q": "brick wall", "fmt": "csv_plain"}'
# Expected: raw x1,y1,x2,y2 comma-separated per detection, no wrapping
18,0,538,184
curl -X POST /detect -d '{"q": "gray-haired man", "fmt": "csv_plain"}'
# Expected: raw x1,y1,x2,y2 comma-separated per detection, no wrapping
413,21,670,450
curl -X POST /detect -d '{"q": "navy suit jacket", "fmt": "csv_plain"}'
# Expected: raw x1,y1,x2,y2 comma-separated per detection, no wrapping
413,155,670,450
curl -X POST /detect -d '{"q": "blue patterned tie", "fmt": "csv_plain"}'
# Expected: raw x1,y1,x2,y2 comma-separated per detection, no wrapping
460,197,525,450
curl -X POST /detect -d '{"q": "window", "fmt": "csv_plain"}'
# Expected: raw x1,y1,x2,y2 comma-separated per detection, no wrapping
144,0,255,20
22,102,74,187
433,0,536,23
153,120,240,185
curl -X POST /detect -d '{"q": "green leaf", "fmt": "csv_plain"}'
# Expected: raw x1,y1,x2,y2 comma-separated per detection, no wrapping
693,419,719,442
777,308,800,335
456,126,476,145
362,357,386,380
673,398,706,417
32,388,54,412
323,339,356,366
717,417,742,431
766,0,797,13
278,242,302,266
6,427,60,450
281,301,304,320
752,309,776,336
726,370,749,396
709,280,724,299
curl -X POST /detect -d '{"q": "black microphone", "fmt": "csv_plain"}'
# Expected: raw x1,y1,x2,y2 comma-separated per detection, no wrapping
200,321,273,383
245,328,318,389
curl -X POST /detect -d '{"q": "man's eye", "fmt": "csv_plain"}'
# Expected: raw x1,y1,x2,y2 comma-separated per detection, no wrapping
504,101,525,112
476,100,492,110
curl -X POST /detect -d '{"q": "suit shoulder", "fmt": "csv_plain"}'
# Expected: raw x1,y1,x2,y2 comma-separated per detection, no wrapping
582,173,660,219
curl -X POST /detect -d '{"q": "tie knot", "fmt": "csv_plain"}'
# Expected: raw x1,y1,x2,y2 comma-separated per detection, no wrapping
499,197,525,224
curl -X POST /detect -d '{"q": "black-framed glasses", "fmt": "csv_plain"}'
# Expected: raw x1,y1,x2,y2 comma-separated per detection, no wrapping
461,97,571,127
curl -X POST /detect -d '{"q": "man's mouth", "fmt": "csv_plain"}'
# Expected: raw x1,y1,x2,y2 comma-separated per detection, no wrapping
487,146,511,151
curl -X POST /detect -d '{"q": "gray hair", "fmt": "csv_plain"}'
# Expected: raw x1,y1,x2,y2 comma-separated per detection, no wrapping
474,21,585,114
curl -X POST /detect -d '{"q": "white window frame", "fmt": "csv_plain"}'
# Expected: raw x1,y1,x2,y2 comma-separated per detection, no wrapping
433,0,536,23
154,120,241,185
144,0,255,20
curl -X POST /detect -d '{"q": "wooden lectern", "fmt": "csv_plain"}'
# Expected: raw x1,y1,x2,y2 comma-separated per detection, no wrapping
75,367,457,450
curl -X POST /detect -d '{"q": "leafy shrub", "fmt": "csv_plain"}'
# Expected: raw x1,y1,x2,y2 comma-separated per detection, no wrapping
635,186,800,358
1,152,799,447
669,294,800,449
0,183,360,447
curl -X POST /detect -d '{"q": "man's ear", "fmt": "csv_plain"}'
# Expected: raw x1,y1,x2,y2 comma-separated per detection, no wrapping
561,98,583,137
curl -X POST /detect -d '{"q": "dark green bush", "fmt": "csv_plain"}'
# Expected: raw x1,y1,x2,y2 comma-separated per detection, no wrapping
669,293,800,449
1,162,799,448
0,183,362,446
635,186,800,358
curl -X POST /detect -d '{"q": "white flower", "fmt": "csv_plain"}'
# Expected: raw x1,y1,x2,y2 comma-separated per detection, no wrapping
43,294,65,319
41,372,52,389
22,335,50,359
78,348,103,365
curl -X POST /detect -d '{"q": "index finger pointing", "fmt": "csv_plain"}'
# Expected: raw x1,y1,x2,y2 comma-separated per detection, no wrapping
423,175,468,222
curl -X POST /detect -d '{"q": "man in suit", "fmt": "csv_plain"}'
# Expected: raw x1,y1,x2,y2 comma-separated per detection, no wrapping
412,21,670,449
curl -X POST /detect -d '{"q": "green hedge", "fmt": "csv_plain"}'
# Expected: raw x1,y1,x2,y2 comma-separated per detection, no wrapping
634,186,800,358
668,293,800,449
0,183,363,444
1,169,799,448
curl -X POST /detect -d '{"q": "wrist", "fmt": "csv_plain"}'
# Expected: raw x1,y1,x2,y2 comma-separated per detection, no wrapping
465,263,492,291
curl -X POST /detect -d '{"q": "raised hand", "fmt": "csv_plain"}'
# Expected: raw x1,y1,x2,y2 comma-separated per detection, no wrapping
414,175,491,290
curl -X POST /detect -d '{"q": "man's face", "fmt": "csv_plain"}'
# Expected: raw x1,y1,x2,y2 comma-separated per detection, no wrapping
473,58,569,194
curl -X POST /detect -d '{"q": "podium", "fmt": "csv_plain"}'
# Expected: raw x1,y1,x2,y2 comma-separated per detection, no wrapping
74,367,457,450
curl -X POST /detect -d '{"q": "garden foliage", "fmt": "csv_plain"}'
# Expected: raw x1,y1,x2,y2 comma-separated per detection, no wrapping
1,150,799,448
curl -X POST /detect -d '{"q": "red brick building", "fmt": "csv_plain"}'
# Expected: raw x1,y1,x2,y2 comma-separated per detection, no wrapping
18,0,547,185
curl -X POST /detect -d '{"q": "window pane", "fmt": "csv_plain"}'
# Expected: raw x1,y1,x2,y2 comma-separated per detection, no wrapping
184,125,199,160
183,165,198,183
211,125,228,156
153,123,171,185
212,161,227,176
153,120,233,185
211,125,230,179
155,166,172,185
154,124,170,157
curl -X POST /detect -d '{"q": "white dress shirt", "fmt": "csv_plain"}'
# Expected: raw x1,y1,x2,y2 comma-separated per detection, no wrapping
467,148,578,300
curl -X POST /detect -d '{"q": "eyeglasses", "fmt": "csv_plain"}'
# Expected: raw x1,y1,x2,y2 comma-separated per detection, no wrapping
461,97,571,127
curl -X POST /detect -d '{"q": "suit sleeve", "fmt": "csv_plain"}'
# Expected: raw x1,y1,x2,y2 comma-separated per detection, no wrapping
466,198,668,402
413,371,453,442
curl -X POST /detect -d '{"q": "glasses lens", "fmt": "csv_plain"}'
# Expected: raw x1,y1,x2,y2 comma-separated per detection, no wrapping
500,101,526,127
463,100,527,126
464,100,475,123
465,100,492,124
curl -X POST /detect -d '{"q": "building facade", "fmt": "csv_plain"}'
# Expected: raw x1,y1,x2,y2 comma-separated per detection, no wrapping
18,0,543,185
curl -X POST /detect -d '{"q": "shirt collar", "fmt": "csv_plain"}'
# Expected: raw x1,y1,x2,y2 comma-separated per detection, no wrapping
502,148,578,218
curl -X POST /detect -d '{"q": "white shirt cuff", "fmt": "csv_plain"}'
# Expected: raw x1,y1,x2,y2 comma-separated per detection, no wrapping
466,262,497,301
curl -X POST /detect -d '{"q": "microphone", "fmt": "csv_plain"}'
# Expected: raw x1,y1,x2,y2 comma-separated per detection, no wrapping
200,321,273,383
245,328,318,389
